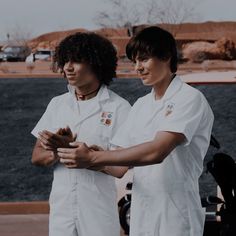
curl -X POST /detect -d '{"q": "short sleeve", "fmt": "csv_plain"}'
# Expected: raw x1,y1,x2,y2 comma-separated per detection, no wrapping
31,98,57,138
109,101,131,149
110,101,138,148
159,93,208,146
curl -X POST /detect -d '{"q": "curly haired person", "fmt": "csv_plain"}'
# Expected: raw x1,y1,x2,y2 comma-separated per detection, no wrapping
31,32,130,236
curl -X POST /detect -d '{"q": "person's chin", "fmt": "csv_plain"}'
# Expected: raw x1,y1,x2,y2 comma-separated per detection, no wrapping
140,77,151,86
67,79,79,87
67,79,76,84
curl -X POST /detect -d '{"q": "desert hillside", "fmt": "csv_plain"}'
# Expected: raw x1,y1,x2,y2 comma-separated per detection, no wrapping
26,21,236,60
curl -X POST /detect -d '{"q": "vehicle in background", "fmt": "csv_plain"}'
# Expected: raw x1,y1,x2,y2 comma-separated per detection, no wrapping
0,45,31,62
26,49,53,62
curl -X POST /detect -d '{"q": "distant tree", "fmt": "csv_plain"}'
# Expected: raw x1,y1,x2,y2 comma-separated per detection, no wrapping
94,0,141,29
6,24,33,46
95,0,201,35
144,0,201,35
145,0,198,25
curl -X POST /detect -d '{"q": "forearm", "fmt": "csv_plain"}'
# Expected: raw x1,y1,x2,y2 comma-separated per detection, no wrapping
87,161,129,178
58,131,183,169
91,141,166,167
91,131,183,167
102,166,129,178
86,146,129,178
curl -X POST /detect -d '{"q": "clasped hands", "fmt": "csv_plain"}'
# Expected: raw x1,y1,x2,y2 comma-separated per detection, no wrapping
38,126,101,170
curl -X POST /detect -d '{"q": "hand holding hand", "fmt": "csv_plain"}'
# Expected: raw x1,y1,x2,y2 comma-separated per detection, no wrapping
57,142,95,168
38,126,77,151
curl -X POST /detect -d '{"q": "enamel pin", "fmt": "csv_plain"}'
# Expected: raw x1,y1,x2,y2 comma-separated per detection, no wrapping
165,103,175,117
100,112,113,126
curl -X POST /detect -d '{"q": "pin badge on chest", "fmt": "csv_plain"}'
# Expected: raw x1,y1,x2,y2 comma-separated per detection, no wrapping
100,112,113,126
165,103,175,117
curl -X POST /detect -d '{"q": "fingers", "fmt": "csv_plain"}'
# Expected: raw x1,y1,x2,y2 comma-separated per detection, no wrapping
58,126,73,137
64,163,78,168
65,126,73,136
38,132,57,149
73,133,77,141
69,141,82,147
60,158,78,168
56,128,63,135
57,147,74,154
38,131,59,145
39,130,71,149
43,130,62,142
60,158,76,164
57,147,78,160
40,141,54,151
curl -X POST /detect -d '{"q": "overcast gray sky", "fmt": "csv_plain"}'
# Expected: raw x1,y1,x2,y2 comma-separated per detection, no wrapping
0,0,236,41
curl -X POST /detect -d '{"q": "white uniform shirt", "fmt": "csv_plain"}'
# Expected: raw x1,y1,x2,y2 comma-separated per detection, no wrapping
32,85,131,236
111,76,214,236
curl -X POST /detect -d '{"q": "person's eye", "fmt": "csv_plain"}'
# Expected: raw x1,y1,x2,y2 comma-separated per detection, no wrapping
138,57,148,62
141,58,148,62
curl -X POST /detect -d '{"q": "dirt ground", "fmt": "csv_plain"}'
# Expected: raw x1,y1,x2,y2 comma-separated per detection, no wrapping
1,59,236,78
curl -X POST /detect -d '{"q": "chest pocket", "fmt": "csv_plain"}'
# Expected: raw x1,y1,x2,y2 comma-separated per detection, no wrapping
77,113,113,150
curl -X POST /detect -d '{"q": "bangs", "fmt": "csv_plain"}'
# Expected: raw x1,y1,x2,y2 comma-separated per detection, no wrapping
126,26,174,63
126,37,153,62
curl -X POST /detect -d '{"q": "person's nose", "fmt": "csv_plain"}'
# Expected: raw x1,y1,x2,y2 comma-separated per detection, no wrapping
135,61,144,74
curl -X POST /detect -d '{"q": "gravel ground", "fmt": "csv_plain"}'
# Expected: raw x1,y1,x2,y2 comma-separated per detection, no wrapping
0,77,235,201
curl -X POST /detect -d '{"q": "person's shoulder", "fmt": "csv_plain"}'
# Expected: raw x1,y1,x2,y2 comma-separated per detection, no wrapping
107,88,131,108
178,81,211,111
179,80,204,101
48,92,70,106
133,92,151,106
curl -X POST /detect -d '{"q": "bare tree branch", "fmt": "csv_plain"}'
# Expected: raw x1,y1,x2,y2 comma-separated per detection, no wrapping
6,24,33,46
94,0,201,36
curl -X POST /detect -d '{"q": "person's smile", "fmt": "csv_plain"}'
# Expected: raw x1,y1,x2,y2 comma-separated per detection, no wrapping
66,73,76,78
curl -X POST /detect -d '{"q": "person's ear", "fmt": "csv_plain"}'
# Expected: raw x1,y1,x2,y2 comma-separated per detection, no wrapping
62,70,66,78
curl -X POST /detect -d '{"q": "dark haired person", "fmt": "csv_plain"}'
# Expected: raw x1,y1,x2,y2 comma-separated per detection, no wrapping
31,32,130,236
58,26,214,236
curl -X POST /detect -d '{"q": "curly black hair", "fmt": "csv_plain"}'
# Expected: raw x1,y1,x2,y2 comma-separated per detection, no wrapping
53,32,117,85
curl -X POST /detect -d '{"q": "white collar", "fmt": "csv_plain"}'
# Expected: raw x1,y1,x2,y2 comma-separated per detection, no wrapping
151,75,183,102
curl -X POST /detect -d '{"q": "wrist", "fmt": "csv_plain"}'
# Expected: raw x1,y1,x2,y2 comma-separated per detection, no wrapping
47,151,59,166
88,149,97,165
101,166,108,173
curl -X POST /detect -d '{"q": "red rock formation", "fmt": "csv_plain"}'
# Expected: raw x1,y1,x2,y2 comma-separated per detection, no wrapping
28,28,88,50
182,38,236,62
26,22,236,60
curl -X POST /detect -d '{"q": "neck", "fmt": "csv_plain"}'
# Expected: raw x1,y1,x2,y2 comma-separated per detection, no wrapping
153,73,175,100
75,82,101,101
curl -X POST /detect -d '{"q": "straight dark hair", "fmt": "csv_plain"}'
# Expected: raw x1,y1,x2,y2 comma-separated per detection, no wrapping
126,26,178,73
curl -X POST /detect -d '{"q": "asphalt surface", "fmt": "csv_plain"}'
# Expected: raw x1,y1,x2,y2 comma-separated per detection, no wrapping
0,77,236,202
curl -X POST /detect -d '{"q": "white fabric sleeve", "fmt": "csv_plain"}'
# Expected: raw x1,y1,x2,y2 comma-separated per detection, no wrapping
31,98,57,138
158,93,206,146
110,102,138,148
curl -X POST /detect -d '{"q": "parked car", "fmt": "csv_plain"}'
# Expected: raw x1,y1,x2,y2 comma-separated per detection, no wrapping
0,45,31,62
26,49,53,62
